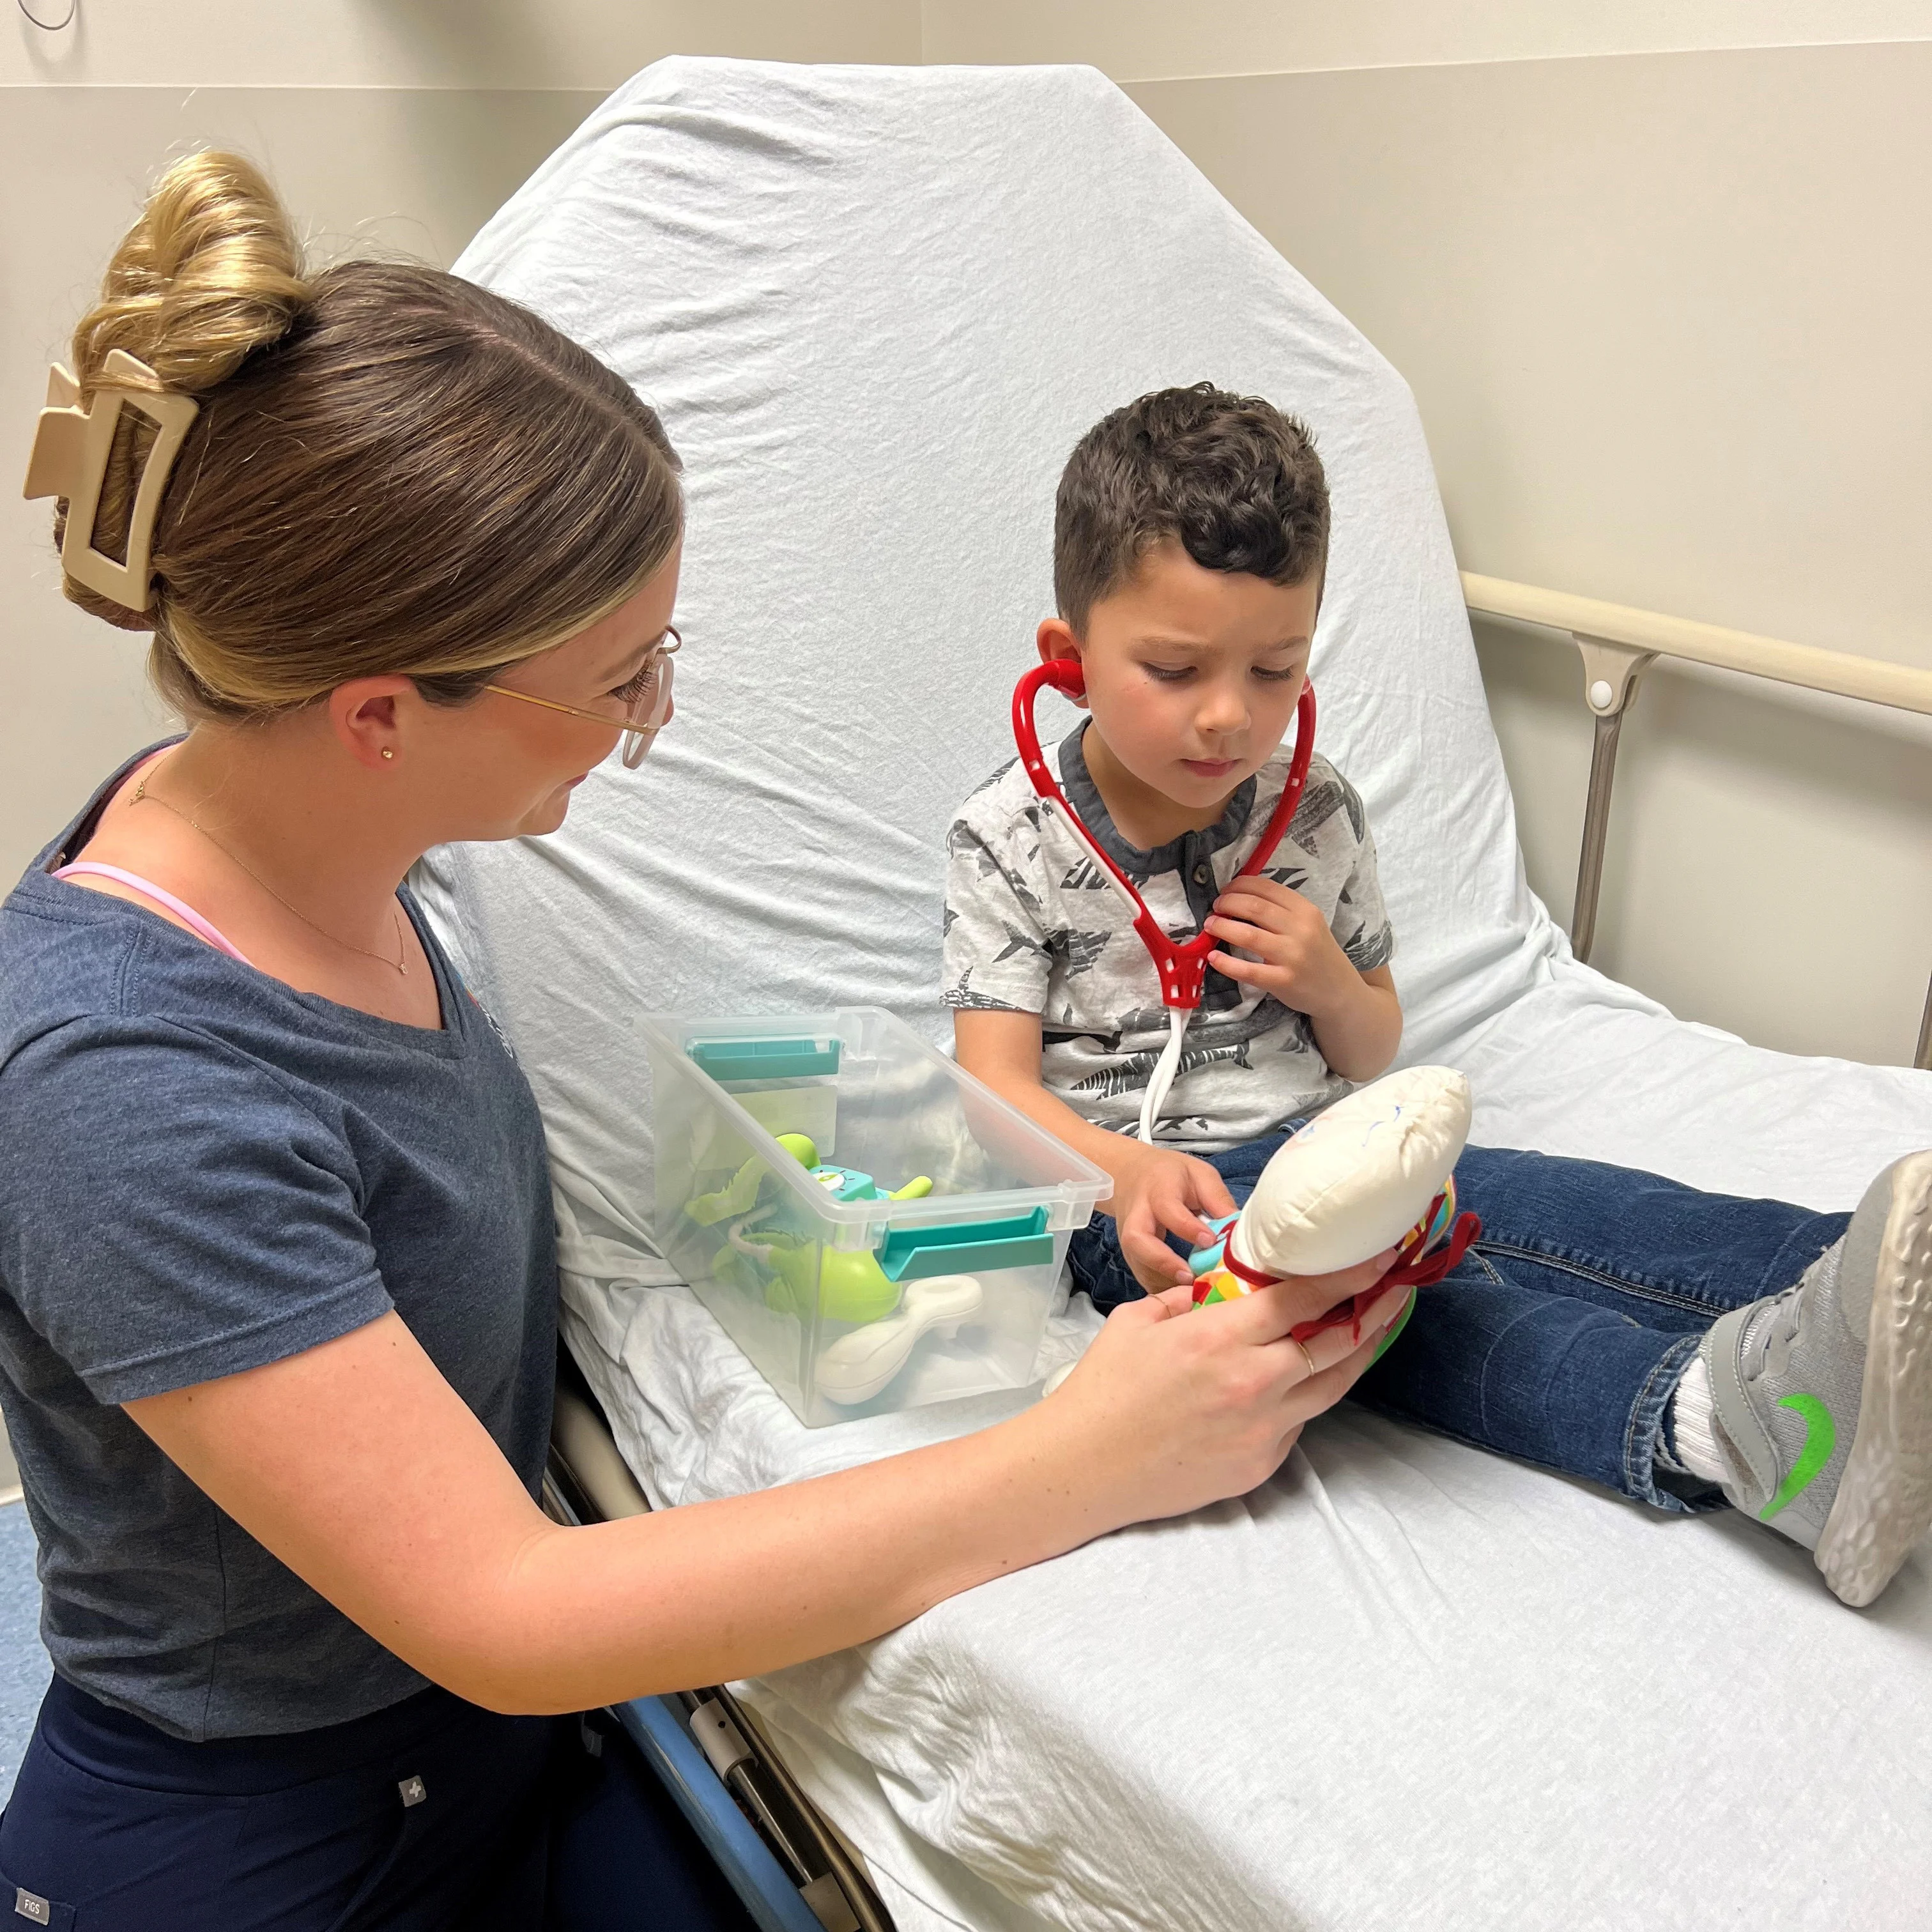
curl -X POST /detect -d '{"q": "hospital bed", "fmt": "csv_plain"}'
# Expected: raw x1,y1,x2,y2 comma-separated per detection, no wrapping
417,58,1932,1931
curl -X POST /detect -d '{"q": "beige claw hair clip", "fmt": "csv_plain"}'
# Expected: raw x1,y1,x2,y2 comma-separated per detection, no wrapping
23,349,198,613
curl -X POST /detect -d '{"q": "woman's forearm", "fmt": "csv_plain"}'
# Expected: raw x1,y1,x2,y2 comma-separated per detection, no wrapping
478,1399,1098,1711
131,1310,1122,1716
134,1257,1407,1717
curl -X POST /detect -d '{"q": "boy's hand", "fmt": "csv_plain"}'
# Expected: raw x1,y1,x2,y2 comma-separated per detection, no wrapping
1204,875,1358,1018
1107,1142,1238,1291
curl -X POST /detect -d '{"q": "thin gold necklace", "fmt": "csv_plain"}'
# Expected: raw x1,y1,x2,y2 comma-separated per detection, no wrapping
131,769,409,977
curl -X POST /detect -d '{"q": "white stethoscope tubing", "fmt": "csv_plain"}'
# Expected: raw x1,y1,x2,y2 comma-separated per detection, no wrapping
1138,1008,1191,1147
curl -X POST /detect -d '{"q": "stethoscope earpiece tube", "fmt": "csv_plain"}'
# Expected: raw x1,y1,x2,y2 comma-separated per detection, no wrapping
1011,661,1318,1144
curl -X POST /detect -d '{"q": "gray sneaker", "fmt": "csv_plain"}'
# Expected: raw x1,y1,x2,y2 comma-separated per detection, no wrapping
1703,1149,1932,1607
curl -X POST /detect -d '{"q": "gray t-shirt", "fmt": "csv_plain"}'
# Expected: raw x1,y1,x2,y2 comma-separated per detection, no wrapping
0,750,557,1740
942,726,1393,1150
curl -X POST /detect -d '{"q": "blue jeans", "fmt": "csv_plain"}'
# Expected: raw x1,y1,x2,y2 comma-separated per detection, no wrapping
1068,1140,1850,1514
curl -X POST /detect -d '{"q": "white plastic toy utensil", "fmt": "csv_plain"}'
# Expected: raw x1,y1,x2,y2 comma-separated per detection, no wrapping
816,1274,985,1407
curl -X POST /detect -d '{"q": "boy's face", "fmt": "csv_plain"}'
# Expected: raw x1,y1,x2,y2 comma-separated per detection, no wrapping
1040,540,1317,815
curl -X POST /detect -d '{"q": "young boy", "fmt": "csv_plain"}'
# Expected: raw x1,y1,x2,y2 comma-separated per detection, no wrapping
946,381,1932,1609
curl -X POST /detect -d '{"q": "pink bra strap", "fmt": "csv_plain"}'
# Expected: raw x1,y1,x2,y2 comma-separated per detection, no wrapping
52,862,257,968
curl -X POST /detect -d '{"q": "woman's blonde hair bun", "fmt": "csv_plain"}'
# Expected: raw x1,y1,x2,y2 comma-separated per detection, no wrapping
59,151,310,636
51,147,682,712
74,150,309,401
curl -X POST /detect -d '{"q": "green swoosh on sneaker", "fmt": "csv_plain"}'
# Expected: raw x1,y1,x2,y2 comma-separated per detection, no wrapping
1759,1391,1836,1521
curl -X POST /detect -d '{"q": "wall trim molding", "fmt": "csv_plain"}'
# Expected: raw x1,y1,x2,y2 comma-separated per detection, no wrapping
1115,33,1932,89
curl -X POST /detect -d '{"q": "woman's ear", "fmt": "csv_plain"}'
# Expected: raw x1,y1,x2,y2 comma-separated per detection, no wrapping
328,676,418,771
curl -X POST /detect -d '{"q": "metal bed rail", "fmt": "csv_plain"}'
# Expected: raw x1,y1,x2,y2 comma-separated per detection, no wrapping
546,1377,898,1932
1460,572,1932,1071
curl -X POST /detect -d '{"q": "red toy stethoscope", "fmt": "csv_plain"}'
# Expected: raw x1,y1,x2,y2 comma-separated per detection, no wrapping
1011,659,1318,1144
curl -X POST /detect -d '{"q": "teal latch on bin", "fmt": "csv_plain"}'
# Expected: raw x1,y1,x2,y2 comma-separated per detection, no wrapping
687,1036,842,1082
875,1208,1052,1282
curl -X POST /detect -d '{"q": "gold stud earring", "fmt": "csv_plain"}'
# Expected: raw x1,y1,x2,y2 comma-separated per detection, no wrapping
381,748,395,760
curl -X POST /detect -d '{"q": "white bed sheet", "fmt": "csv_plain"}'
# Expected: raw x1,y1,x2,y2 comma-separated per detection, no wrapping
416,57,1932,1930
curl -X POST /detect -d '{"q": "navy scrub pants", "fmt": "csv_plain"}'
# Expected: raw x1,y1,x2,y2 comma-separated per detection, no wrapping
0,1673,758,1929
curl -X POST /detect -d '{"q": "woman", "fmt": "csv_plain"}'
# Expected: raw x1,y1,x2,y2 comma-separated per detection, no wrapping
0,153,1409,1926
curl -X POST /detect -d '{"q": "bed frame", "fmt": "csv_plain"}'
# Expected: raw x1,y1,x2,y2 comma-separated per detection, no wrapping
543,576,1932,1928
546,1365,896,1932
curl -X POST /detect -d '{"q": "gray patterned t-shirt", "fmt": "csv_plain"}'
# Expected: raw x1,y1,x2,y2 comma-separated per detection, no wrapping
942,725,1393,1151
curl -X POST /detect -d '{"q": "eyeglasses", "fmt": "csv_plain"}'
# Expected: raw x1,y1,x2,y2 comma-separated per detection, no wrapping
483,626,680,770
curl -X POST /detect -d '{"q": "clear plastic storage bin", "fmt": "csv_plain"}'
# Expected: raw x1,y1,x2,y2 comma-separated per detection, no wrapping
641,1008,1109,1427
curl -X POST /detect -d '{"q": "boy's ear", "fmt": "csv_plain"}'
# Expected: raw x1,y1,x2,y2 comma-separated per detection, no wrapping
1036,617,1077,664
1036,618,1088,706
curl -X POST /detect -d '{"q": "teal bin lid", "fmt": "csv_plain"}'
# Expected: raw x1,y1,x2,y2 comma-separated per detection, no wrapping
875,1208,1053,1282
687,1036,843,1082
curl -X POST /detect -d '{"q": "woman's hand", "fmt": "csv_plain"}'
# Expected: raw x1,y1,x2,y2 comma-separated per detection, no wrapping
1040,1254,1408,1524
1105,1140,1238,1289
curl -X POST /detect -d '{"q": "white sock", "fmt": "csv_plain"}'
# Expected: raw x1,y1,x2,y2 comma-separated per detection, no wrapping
1667,1354,1731,1485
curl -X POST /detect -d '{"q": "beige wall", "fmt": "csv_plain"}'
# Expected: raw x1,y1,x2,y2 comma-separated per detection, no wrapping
3,3,917,885
921,2,1932,76
1133,49,1932,668
4,0,917,84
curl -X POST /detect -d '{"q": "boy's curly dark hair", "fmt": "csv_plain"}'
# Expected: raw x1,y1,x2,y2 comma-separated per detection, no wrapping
1053,383,1328,632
